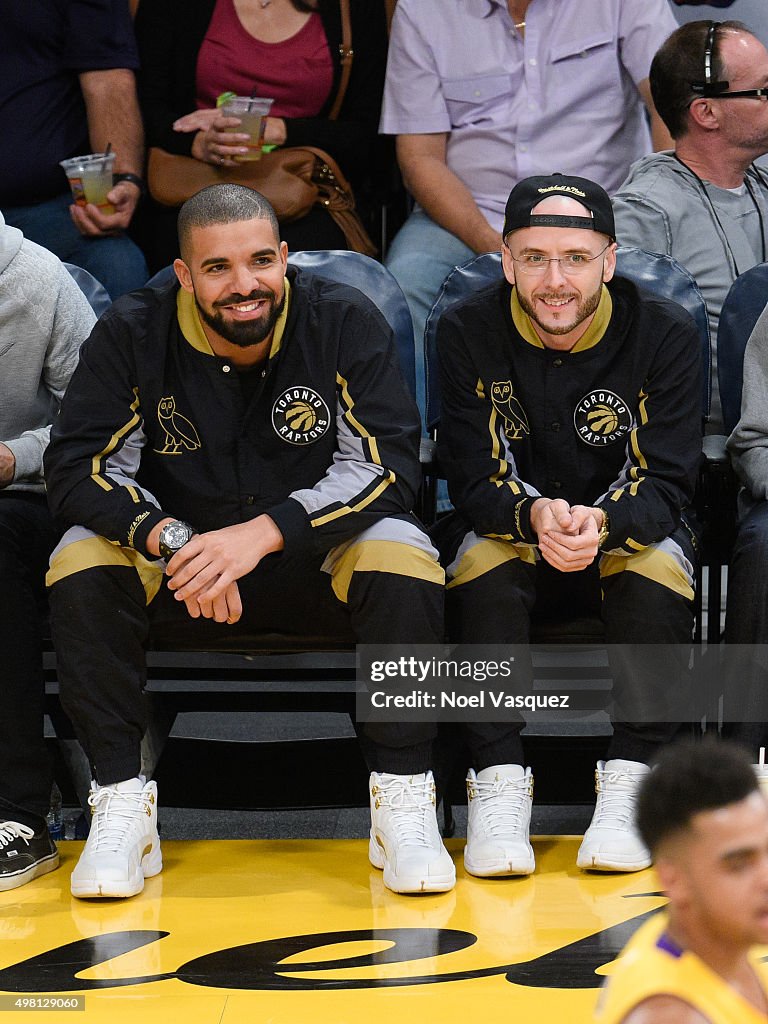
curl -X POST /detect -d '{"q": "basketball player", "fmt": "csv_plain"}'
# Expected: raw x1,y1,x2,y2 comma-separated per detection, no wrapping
596,739,768,1023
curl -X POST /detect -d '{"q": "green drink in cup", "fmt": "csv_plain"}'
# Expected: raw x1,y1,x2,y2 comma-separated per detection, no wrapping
220,96,274,162
60,153,117,214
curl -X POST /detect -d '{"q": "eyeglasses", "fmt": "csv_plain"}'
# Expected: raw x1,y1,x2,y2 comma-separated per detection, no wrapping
688,21,768,100
699,88,768,100
506,244,611,276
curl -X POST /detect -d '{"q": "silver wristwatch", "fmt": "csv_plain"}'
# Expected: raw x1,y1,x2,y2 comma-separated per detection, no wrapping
158,520,195,560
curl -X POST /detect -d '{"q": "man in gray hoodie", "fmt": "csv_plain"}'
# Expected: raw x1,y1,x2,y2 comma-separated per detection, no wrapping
0,213,96,891
612,19,768,430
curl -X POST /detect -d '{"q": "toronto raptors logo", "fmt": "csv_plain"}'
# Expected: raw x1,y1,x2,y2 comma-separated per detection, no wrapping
573,389,632,446
272,386,331,445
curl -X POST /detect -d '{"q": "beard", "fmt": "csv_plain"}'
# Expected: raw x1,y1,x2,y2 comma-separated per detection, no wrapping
517,282,602,337
196,288,286,348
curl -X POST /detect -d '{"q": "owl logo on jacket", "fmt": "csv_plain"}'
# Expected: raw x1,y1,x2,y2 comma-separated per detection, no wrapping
490,380,530,440
154,396,202,455
272,386,331,445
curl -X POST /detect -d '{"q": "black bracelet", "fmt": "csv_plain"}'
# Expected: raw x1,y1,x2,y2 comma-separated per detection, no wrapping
112,172,145,194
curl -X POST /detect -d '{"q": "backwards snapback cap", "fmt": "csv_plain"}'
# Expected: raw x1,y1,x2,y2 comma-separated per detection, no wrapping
503,173,615,240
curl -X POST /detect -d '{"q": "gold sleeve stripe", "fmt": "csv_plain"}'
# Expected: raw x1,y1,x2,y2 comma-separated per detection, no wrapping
310,472,395,528
610,488,625,502
628,387,649,476
624,538,646,552
91,388,141,492
126,485,141,504
336,372,382,466
478,379,510,487
488,408,508,485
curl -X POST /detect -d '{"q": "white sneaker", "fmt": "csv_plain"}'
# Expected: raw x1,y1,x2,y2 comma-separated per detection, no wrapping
71,778,162,898
464,764,535,877
368,771,455,894
754,765,768,797
576,759,651,872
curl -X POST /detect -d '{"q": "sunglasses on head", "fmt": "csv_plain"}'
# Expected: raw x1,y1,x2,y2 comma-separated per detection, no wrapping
689,21,768,101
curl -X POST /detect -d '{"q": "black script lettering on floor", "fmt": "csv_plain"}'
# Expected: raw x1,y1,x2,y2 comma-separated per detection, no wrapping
0,897,676,994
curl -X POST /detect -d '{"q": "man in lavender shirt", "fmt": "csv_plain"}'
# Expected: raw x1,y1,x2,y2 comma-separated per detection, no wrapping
381,0,678,416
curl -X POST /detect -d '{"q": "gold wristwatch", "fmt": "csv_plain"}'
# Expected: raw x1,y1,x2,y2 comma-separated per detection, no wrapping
597,509,610,549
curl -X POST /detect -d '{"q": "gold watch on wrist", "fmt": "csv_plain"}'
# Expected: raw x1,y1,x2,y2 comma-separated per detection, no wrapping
597,509,610,549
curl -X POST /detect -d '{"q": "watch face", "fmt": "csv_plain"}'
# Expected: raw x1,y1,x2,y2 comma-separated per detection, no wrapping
162,522,192,551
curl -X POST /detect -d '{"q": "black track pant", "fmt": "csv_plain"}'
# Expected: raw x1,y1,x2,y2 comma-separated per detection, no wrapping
436,518,698,769
48,515,445,783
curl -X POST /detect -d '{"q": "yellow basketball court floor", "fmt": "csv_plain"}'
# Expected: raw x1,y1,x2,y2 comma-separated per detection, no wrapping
0,836,706,1022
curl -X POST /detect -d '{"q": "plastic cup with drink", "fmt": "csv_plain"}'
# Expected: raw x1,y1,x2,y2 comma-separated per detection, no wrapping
219,96,274,162
60,152,117,214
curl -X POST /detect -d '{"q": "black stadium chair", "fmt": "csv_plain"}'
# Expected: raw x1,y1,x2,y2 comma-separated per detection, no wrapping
701,262,768,645
64,262,111,317
718,262,768,437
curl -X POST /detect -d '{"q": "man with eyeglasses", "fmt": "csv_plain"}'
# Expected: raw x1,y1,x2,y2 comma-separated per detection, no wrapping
433,173,702,876
613,19,768,431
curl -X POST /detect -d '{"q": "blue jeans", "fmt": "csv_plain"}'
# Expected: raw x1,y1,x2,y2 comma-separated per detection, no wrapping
3,193,148,300
385,209,475,427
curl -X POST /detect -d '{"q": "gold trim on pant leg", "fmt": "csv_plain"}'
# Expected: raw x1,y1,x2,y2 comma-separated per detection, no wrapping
599,547,694,601
329,540,444,605
447,537,536,591
46,536,165,604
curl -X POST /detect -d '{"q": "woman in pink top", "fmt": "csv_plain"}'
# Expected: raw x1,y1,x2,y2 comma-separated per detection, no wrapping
134,0,386,270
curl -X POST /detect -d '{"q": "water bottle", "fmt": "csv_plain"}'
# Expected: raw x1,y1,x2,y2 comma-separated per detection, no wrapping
46,782,63,840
